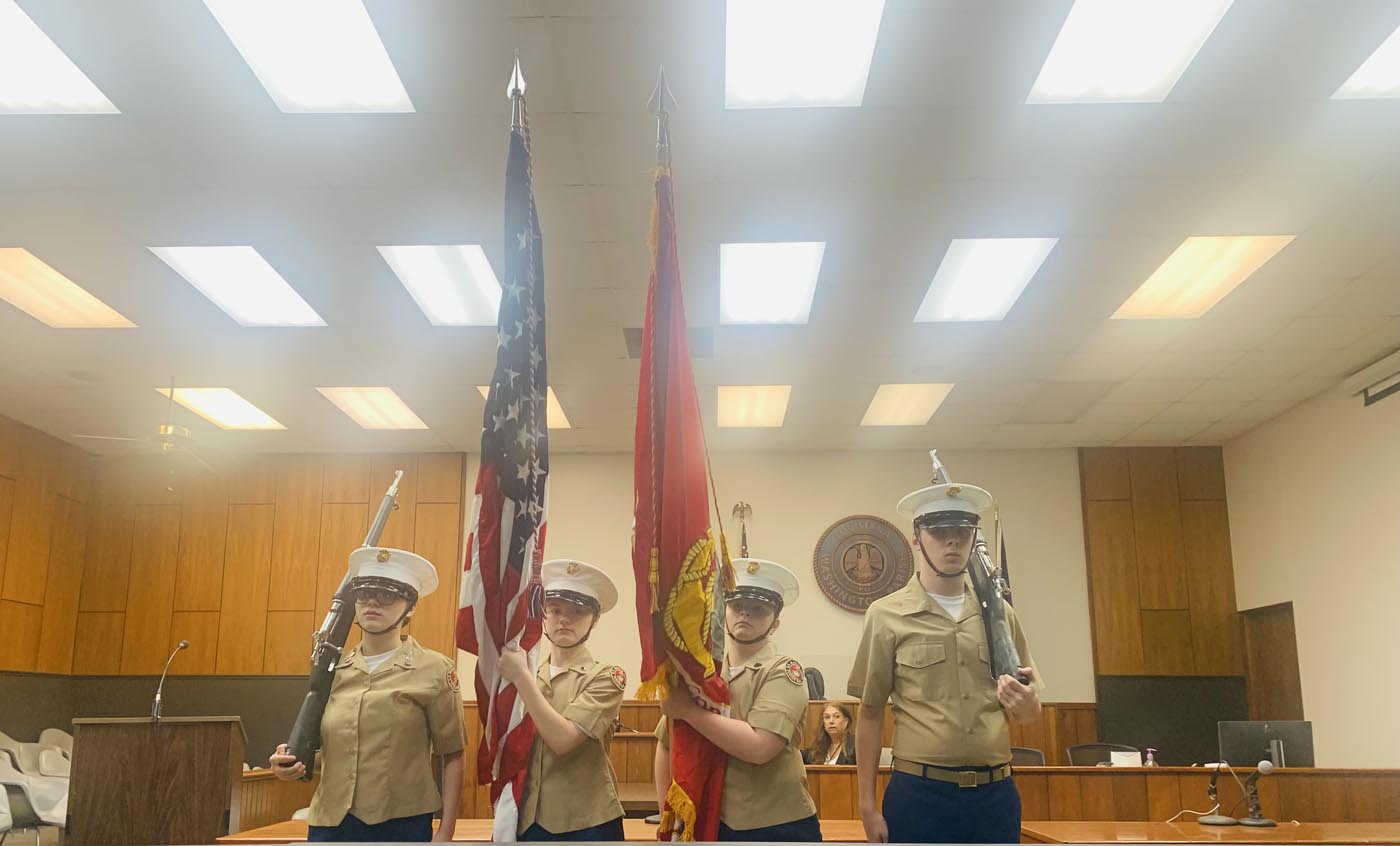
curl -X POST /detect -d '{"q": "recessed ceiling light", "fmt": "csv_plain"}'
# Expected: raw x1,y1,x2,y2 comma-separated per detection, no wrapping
720,242,825,324
156,387,284,430
725,0,885,108
0,248,134,328
1112,235,1295,319
318,387,427,430
914,238,1057,322
1027,0,1234,104
203,0,412,113
149,246,325,327
476,385,571,429
0,0,118,114
1334,26,1400,99
860,383,955,426
378,245,501,326
717,385,791,428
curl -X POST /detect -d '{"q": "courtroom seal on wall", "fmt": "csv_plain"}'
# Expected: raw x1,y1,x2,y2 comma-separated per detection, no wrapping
812,515,913,612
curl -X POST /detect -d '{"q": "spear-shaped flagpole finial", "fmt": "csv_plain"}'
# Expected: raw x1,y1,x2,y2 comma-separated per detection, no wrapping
507,53,527,130
731,501,752,558
647,67,677,167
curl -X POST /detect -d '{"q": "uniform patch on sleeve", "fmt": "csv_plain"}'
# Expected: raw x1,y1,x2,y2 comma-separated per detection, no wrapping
447,666,460,692
784,659,805,685
610,666,627,690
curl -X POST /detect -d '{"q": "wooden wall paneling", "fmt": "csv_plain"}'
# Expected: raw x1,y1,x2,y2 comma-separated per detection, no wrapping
2,435,57,604
409,501,463,658
1110,773,1149,821
1276,774,1318,821
0,476,14,594
1127,449,1189,610
1145,773,1182,822
313,503,371,626
1047,772,1083,820
36,497,89,673
263,611,316,674
0,599,43,670
370,454,417,550
227,455,277,505
1018,773,1050,819
56,442,92,504
119,504,183,673
1346,774,1400,822
623,735,652,785
237,772,319,833
1176,448,1226,500
1074,708,1099,749
80,463,135,612
1140,609,1196,675
322,455,370,504
1305,776,1350,821
266,456,324,612
71,612,125,673
1080,449,1131,501
216,504,276,674
1181,499,1242,675
1079,772,1117,819
0,415,19,480
417,453,463,504
1084,500,1145,674
814,769,855,819
168,611,220,674
173,473,228,612
1243,602,1304,721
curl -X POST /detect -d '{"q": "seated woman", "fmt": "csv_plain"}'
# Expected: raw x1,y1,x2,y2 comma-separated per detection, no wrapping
803,703,856,765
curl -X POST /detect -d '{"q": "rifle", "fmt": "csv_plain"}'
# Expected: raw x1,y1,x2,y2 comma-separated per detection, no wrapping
284,470,403,778
928,451,1030,686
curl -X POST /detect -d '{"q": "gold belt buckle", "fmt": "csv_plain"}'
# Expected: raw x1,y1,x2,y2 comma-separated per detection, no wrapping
958,770,978,788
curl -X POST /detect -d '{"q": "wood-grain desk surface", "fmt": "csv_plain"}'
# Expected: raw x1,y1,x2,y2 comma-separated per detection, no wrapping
1019,820,1400,844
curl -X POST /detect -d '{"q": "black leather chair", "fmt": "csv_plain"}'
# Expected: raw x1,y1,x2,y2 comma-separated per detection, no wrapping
1066,742,1140,766
1010,746,1046,766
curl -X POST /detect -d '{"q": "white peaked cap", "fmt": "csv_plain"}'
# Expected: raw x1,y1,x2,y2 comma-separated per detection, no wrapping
730,558,800,607
541,559,618,614
348,546,439,597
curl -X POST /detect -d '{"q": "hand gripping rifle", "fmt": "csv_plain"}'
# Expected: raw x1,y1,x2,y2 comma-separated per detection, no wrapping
284,470,403,778
928,451,1030,686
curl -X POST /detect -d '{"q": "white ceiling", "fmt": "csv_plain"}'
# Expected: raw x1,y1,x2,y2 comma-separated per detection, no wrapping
2,0,1398,456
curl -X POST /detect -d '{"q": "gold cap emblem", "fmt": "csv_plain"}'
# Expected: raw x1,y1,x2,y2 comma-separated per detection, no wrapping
947,485,961,496
746,561,760,575
566,561,581,575
376,549,391,563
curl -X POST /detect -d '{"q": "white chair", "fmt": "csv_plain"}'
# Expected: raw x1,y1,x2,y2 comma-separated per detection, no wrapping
35,751,67,780
36,731,71,760
0,755,65,830
1,788,13,838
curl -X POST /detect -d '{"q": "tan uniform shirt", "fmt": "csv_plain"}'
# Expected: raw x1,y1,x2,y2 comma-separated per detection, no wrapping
657,642,817,830
309,636,467,827
846,576,1042,768
518,648,626,834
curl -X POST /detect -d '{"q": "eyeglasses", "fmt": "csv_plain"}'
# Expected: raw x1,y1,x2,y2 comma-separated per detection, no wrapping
926,525,975,542
353,588,403,606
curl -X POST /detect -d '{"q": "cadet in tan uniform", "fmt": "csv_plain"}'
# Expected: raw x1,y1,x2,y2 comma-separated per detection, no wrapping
270,547,466,842
497,559,627,841
655,559,821,842
848,484,1042,844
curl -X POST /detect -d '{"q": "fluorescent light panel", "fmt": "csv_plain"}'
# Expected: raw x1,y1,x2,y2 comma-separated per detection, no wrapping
150,246,325,327
318,387,427,430
860,383,954,426
0,248,134,328
1112,235,1295,319
156,387,284,430
0,0,118,113
720,242,825,324
717,385,791,428
476,385,571,429
378,245,501,326
203,0,412,113
1028,0,1234,103
1334,26,1400,99
915,238,1057,322
725,0,885,108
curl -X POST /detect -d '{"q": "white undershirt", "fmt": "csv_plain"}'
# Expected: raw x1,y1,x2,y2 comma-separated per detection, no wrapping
362,647,399,673
928,591,965,619
549,664,569,680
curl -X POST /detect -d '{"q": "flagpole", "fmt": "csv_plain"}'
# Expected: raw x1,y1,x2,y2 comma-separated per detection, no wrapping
647,67,675,168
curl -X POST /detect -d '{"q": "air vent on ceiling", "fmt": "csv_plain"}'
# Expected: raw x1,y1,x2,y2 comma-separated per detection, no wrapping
623,327,714,359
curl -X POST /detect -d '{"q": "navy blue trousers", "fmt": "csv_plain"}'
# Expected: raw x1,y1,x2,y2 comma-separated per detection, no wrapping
520,816,626,841
719,813,823,842
882,770,1021,844
307,812,434,842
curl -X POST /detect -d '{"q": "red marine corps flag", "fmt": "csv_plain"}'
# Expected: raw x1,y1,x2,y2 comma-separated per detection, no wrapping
456,59,550,844
631,70,733,843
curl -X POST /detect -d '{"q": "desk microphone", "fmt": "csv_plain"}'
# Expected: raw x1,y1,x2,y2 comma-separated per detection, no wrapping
1238,760,1277,827
152,640,189,720
1198,762,1238,826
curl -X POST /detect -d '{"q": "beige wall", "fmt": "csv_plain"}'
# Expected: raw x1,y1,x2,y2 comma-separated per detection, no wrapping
457,448,1096,703
1224,386,1400,767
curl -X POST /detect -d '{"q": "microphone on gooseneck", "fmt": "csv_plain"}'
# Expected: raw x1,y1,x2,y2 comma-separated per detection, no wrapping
152,640,190,720
1238,760,1278,827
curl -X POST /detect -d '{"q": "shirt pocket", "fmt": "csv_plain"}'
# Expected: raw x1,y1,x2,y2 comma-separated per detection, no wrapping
894,639,948,700
976,644,1000,702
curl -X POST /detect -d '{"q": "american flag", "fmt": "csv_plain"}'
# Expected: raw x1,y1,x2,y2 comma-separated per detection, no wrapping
456,64,549,844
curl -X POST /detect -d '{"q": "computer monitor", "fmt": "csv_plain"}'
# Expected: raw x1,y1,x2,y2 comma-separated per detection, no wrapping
1218,720,1314,767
